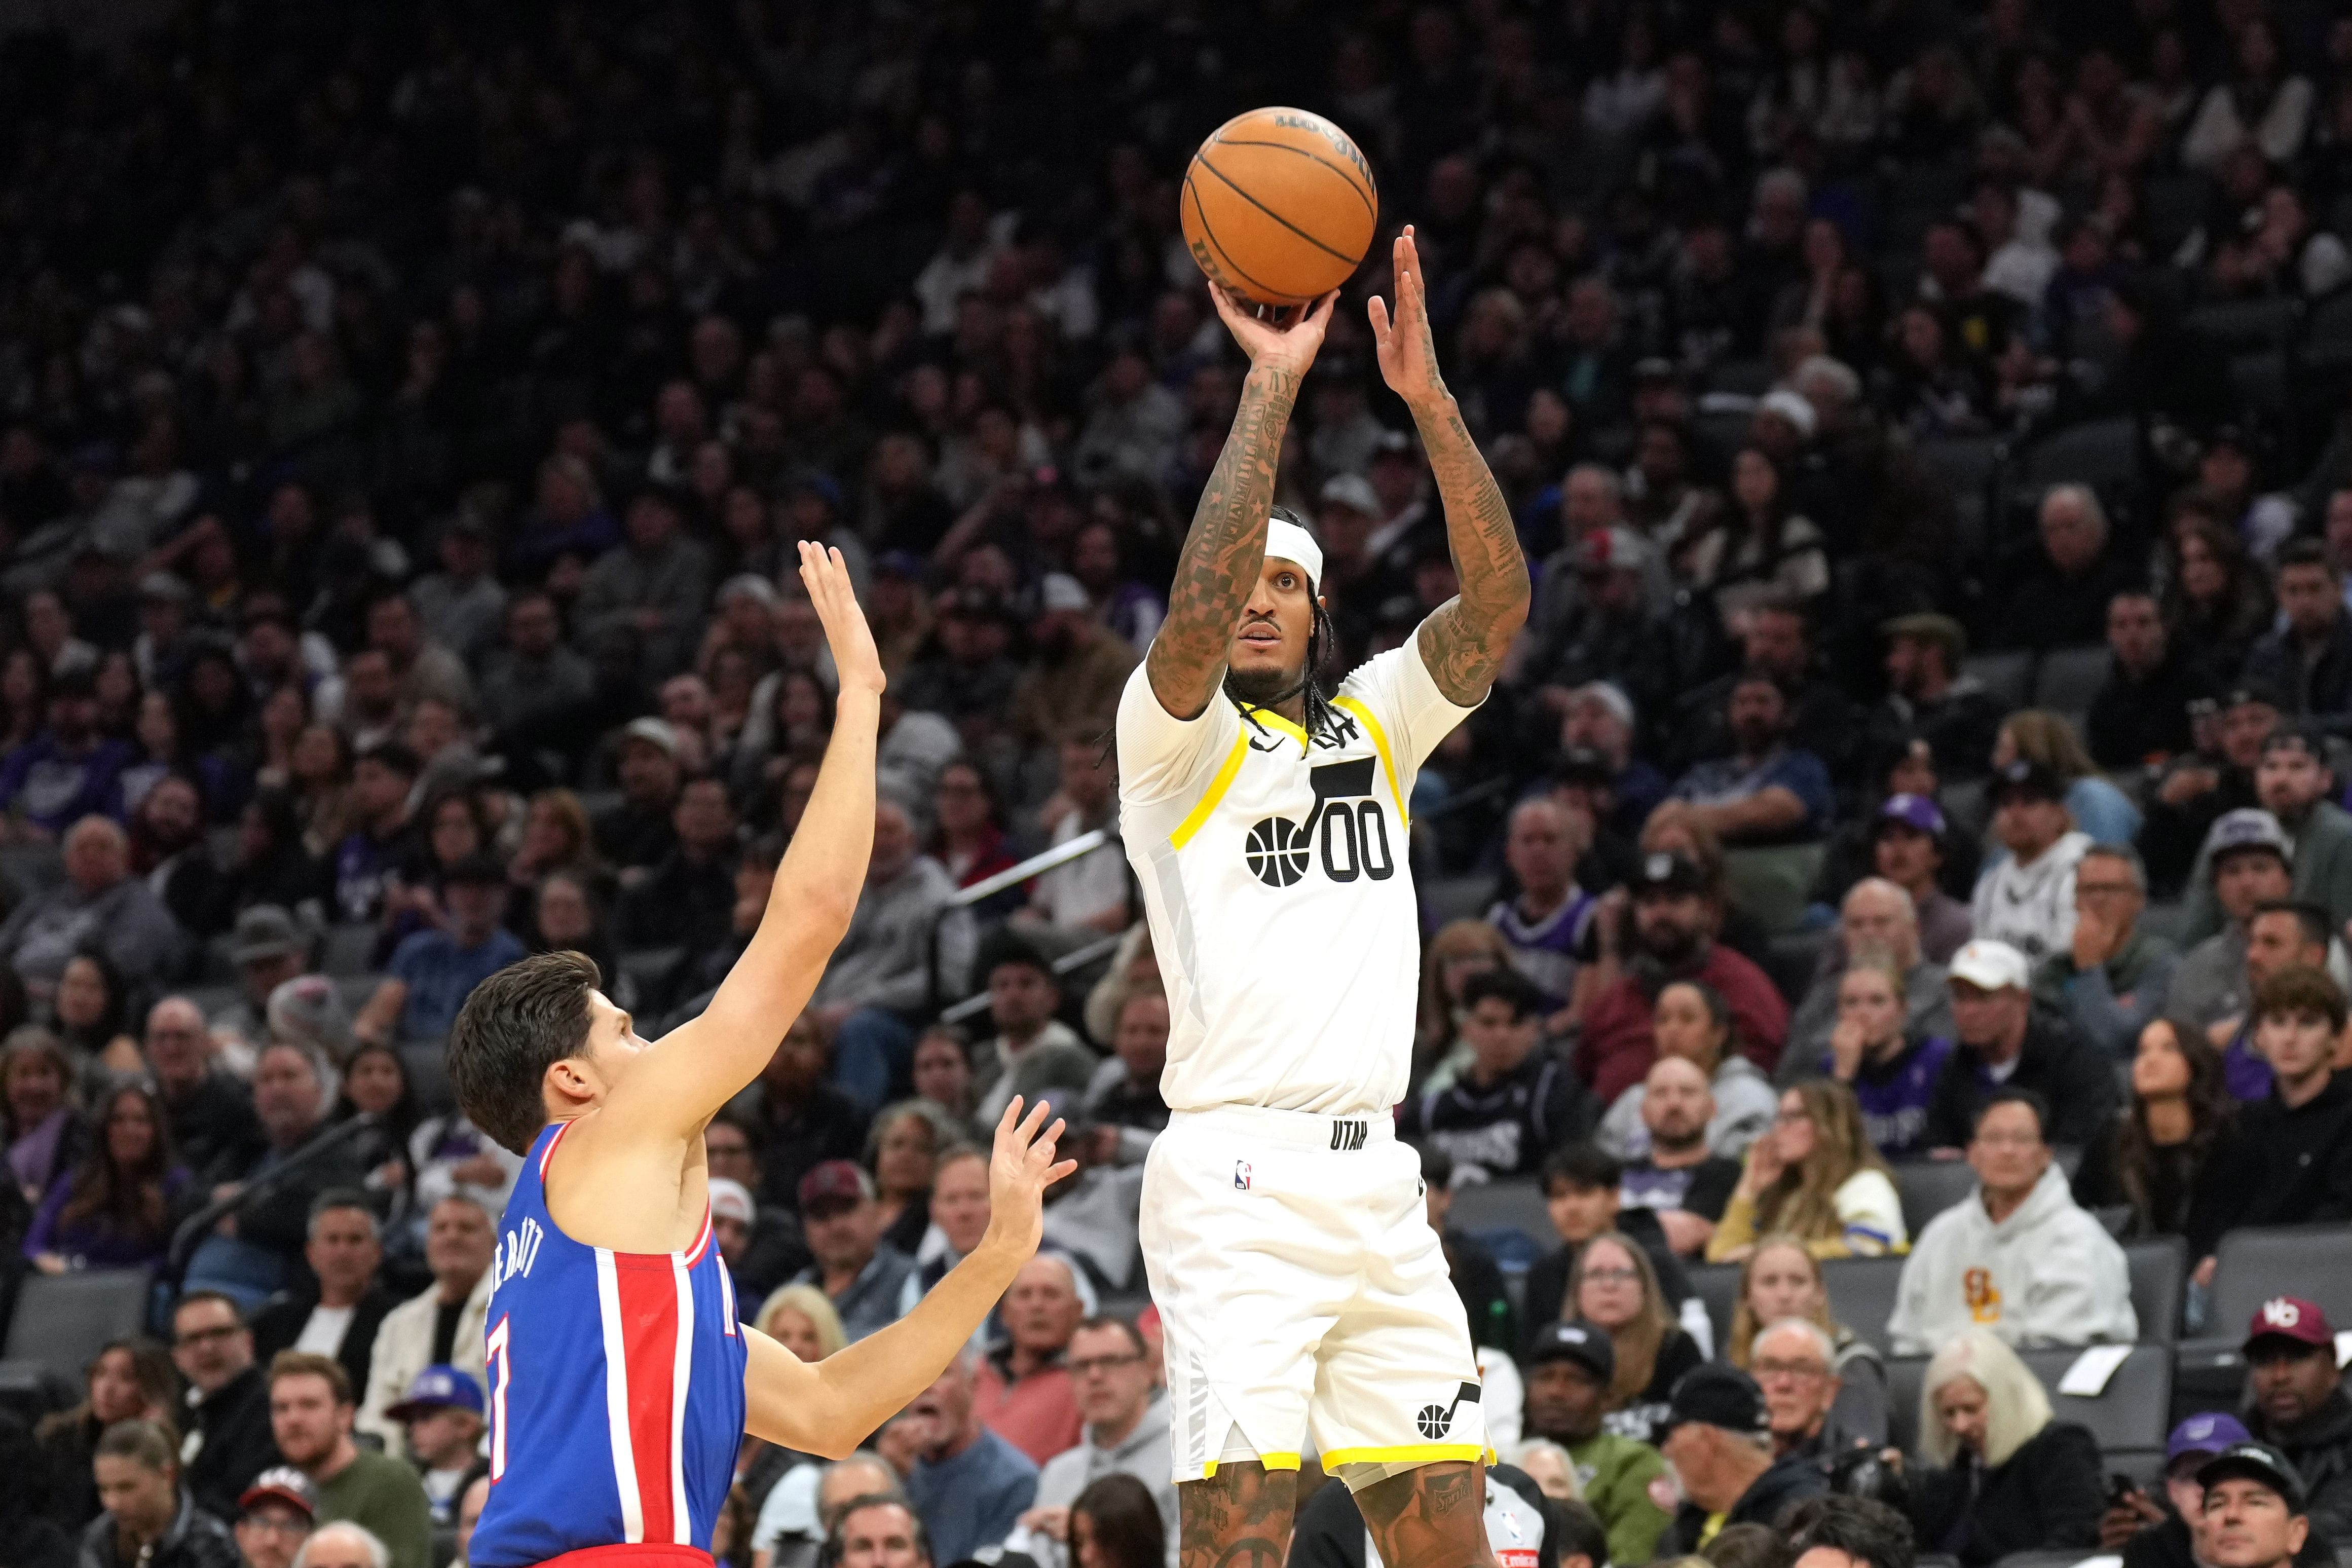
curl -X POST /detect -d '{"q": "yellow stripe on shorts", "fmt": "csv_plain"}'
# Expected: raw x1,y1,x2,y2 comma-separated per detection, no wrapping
1318,1443,1494,1469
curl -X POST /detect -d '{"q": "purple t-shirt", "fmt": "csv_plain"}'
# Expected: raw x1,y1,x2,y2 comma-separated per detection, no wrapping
2222,1027,2274,1102
1825,1034,1957,1158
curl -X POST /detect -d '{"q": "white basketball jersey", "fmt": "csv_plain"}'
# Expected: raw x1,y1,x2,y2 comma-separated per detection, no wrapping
1115,647,1478,1116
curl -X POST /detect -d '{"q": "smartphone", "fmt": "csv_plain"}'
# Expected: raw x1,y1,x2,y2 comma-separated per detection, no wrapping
2107,1474,2140,1508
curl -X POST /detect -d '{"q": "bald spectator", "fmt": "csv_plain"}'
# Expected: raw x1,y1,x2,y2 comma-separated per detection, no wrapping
1487,797,1602,1022
974,1254,1087,1465
2032,845,2179,1057
144,995,264,1185
1999,486,2143,652
0,813,183,996
1782,878,1956,1084
1617,1055,1743,1257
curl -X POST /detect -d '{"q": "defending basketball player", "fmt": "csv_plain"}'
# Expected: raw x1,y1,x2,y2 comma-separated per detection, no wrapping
451,542,1074,1568
1117,227,1528,1568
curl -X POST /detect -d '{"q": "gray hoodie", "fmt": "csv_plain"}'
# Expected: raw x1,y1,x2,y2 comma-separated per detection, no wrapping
1596,1054,1777,1162
1887,1163,2137,1355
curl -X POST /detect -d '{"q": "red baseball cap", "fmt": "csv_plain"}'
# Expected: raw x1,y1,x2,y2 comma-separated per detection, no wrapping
2245,1295,2336,1351
797,1159,871,1216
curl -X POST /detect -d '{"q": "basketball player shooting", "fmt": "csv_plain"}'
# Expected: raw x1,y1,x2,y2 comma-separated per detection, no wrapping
449,542,1074,1568
1117,227,1528,1568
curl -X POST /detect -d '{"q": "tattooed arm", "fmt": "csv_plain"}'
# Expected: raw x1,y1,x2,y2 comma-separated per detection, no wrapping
1370,226,1532,706
1145,286,1336,720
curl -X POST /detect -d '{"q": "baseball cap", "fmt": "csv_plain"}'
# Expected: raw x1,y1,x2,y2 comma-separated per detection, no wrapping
2208,808,2292,865
1039,573,1092,613
1525,1321,1616,1384
1882,612,1967,662
2168,1412,2253,1465
798,1159,871,1216
1988,757,2066,804
2226,680,2287,714
2244,1295,2336,1353
232,904,308,965
1319,473,1380,516
238,1467,318,1519
1658,1363,1770,1440
1948,939,2031,993
708,1177,756,1227
1631,851,1707,898
1573,527,1648,576
1758,388,1818,437
620,717,681,759
1875,793,1947,839
2196,1442,2308,1513
385,1364,484,1422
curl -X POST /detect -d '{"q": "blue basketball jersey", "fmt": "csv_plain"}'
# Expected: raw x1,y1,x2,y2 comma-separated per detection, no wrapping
468,1118,748,1568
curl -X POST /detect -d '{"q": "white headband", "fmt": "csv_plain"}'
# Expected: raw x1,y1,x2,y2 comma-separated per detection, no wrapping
1264,517,1323,584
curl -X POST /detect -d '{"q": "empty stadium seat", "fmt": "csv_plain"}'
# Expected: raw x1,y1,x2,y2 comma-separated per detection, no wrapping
1724,844,1826,936
1447,1179,1553,1267
2017,415,2142,494
321,923,378,976
1894,1161,1980,1240
2126,1236,2187,1343
1961,652,2034,714
1420,874,1499,931
1689,1261,1743,1350
2185,296,2299,353
0,1269,153,1387
1823,1254,1909,1353
2032,646,2112,717
2021,1343,2174,1466
1887,1355,1929,1453
2210,1224,2352,1333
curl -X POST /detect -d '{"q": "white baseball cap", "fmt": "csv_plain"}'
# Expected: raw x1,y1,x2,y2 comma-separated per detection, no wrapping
1947,939,2030,992
708,1177,756,1226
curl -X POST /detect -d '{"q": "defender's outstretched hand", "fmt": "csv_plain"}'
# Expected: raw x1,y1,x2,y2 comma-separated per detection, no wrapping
1208,282,1337,376
1368,225,1446,407
981,1096,1077,1260
796,540,884,697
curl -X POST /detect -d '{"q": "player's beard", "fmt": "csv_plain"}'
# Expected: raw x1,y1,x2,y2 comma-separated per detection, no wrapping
1225,657,1306,708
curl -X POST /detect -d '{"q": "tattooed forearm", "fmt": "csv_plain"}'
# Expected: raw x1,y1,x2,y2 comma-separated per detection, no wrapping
1178,1461,1297,1568
1358,1461,1498,1568
1146,363,1300,718
1410,394,1530,707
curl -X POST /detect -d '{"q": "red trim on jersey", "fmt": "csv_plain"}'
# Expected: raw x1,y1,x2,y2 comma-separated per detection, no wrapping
609,1254,683,1542
533,1545,712,1568
538,1117,577,1178
680,1209,713,1267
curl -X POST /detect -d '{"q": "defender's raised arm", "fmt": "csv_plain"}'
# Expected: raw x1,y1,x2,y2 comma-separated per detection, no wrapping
1144,285,1336,720
1371,227,1529,705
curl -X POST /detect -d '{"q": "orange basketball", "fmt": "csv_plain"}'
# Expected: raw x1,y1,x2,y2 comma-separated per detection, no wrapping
1180,107,1379,309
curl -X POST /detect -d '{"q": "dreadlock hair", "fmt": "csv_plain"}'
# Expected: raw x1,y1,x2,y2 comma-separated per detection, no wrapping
1223,504,1342,744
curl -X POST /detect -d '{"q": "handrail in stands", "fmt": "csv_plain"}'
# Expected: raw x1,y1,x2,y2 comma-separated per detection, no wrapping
923,828,1121,1012
163,1113,380,1290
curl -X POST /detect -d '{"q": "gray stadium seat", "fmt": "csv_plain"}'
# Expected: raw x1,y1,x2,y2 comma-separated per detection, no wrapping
2210,1224,2352,1334
0,1268,153,1386
2032,646,2113,717
2139,901,2188,946
1689,1261,1743,1351
1420,874,1498,931
2126,1236,2187,1344
2185,296,2299,353
402,1040,454,1117
1766,928,1833,1007
1887,1355,1928,1453
321,923,378,976
1894,1161,1981,1240
1823,1254,1909,1353
1961,652,2034,714
0,840,63,902
2018,416,2141,494
2022,1343,2174,1466
1447,1179,1553,1264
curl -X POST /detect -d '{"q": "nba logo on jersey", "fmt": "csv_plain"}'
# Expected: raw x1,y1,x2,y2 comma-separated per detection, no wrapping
1233,1160,1252,1191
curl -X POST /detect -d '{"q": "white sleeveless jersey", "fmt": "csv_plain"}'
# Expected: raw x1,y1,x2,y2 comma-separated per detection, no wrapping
1116,648,1478,1116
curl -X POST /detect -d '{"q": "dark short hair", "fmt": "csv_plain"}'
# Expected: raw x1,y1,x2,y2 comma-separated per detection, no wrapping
1973,1087,2050,1144
1544,1142,1622,1196
172,1290,245,1330
1551,1497,1610,1568
1072,1315,1148,1358
2250,900,2332,955
1702,1522,1794,1568
1461,968,1544,1023
2254,963,2349,1034
1782,1496,1916,1568
449,951,602,1154
2278,537,2338,579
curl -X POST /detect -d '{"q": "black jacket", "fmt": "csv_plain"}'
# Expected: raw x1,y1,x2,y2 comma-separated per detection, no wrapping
1906,1420,2105,1567
160,1075,265,1189
613,847,738,955
75,1491,239,1568
249,1285,399,1404
2250,1387,2352,1547
2086,650,2217,770
2243,613,2352,734
1442,1226,1516,1354
1924,1008,2117,1152
2186,1072,2352,1258
180,1367,281,1524
1660,1450,1832,1555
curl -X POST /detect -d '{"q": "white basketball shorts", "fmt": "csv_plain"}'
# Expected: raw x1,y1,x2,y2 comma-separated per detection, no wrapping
1139,1103,1488,1487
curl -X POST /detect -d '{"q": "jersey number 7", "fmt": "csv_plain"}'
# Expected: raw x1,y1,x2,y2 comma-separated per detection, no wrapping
486,1314,512,1480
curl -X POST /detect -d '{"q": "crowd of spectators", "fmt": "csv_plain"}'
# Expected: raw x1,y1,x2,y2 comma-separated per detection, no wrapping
10,0,2352,1566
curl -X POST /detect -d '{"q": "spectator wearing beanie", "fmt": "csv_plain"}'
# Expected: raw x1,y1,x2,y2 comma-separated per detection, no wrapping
2183,726,2352,945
